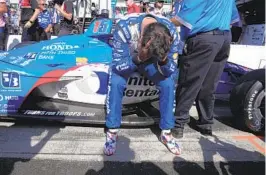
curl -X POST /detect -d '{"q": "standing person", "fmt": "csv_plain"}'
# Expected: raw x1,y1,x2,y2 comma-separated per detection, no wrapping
170,0,240,138
20,0,40,42
0,0,7,51
37,0,52,40
103,14,183,156
151,1,164,16
50,7,60,36
139,1,145,13
9,8,19,34
115,7,123,21
125,0,140,14
90,2,97,19
54,0,73,36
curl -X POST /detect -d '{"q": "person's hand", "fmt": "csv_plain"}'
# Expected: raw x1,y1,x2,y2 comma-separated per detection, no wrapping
24,21,33,28
158,56,168,66
137,37,154,62
45,28,50,33
54,4,60,11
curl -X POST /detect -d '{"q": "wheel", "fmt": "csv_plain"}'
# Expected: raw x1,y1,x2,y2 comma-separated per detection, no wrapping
230,69,265,133
11,41,37,50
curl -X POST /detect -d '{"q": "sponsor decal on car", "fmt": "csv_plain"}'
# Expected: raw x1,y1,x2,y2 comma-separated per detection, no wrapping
24,110,96,117
0,52,8,60
123,76,159,97
38,55,55,60
42,42,80,51
0,95,19,101
24,52,38,60
57,51,76,55
124,88,159,97
0,104,16,109
10,56,25,64
1,72,20,89
58,87,68,99
93,20,109,34
39,43,78,59
76,57,88,65
20,59,35,67
173,53,178,60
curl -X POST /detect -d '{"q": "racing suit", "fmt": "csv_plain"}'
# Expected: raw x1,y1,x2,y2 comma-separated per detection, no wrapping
106,14,183,130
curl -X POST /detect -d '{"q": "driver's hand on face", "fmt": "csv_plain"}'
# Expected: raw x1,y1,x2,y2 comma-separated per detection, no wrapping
137,37,154,62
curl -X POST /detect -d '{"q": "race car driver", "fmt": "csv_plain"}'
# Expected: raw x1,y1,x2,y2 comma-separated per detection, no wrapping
104,13,183,156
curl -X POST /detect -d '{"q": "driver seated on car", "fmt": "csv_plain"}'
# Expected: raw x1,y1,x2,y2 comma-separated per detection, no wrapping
104,13,183,156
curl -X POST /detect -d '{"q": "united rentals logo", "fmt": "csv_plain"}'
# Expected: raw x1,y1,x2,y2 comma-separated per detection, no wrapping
124,76,159,97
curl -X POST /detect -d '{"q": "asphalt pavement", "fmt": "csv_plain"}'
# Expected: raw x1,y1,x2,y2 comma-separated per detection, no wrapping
0,101,265,175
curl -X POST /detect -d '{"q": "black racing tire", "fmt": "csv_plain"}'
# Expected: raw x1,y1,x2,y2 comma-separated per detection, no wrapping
11,41,37,50
230,69,265,133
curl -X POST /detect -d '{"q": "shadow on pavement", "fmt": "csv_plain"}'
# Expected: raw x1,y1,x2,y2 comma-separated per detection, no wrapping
198,135,264,175
0,121,61,175
85,135,168,175
172,135,265,175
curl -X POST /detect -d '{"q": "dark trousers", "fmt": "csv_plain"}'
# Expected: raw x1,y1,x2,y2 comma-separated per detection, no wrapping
52,23,60,36
58,27,72,37
175,31,232,129
21,22,39,42
38,28,50,41
0,26,7,51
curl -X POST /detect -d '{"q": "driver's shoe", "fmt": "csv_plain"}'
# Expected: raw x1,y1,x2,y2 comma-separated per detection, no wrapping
160,130,181,155
103,129,118,156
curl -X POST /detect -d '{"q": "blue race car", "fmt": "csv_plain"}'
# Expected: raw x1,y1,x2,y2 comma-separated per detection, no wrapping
0,18,264,133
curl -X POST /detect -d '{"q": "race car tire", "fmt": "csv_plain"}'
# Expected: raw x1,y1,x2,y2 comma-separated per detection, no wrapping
11,41,37,50
230,69,265,133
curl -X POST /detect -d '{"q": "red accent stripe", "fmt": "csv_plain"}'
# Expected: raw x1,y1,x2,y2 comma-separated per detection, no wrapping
25,65,82,98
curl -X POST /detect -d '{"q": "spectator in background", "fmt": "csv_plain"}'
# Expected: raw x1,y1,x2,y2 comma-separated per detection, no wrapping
125,0,140,14
9,8,19,34
54,0,74,36
21,0,40,41
139,1,145,13
37,0,52,40
152,1,164,16
144,2,153,13
115,7,123,20
91,2,97,18
50,7,60,36
0,0,7,51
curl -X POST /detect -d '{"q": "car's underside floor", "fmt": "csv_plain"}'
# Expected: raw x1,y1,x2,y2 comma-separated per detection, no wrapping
16,96,161,126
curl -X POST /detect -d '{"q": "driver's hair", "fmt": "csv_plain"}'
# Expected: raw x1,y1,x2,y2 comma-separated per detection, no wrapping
141,22,172,61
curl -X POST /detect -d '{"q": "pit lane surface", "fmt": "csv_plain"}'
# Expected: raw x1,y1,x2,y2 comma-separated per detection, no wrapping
0,101,265,175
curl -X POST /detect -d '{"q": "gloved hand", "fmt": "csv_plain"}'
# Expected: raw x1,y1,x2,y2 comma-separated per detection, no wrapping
158,57,168,66
24,21,33,28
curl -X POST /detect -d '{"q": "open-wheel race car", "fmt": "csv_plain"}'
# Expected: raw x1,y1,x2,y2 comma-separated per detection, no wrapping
0,17,265,133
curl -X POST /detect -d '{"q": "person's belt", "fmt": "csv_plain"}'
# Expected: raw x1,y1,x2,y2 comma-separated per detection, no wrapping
188,30,229,39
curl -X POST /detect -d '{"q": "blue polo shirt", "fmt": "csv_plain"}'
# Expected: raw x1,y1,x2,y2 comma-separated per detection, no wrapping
38,9,52,29
172,0,240,37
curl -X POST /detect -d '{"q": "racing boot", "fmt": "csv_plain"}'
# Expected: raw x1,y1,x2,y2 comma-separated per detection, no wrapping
160,130,181,155
103,129,119,156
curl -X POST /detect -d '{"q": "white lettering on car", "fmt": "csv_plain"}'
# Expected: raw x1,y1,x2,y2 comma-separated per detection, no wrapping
23,110,96,117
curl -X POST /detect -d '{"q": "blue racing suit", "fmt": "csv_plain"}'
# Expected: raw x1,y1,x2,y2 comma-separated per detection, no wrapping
106,13,183,130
